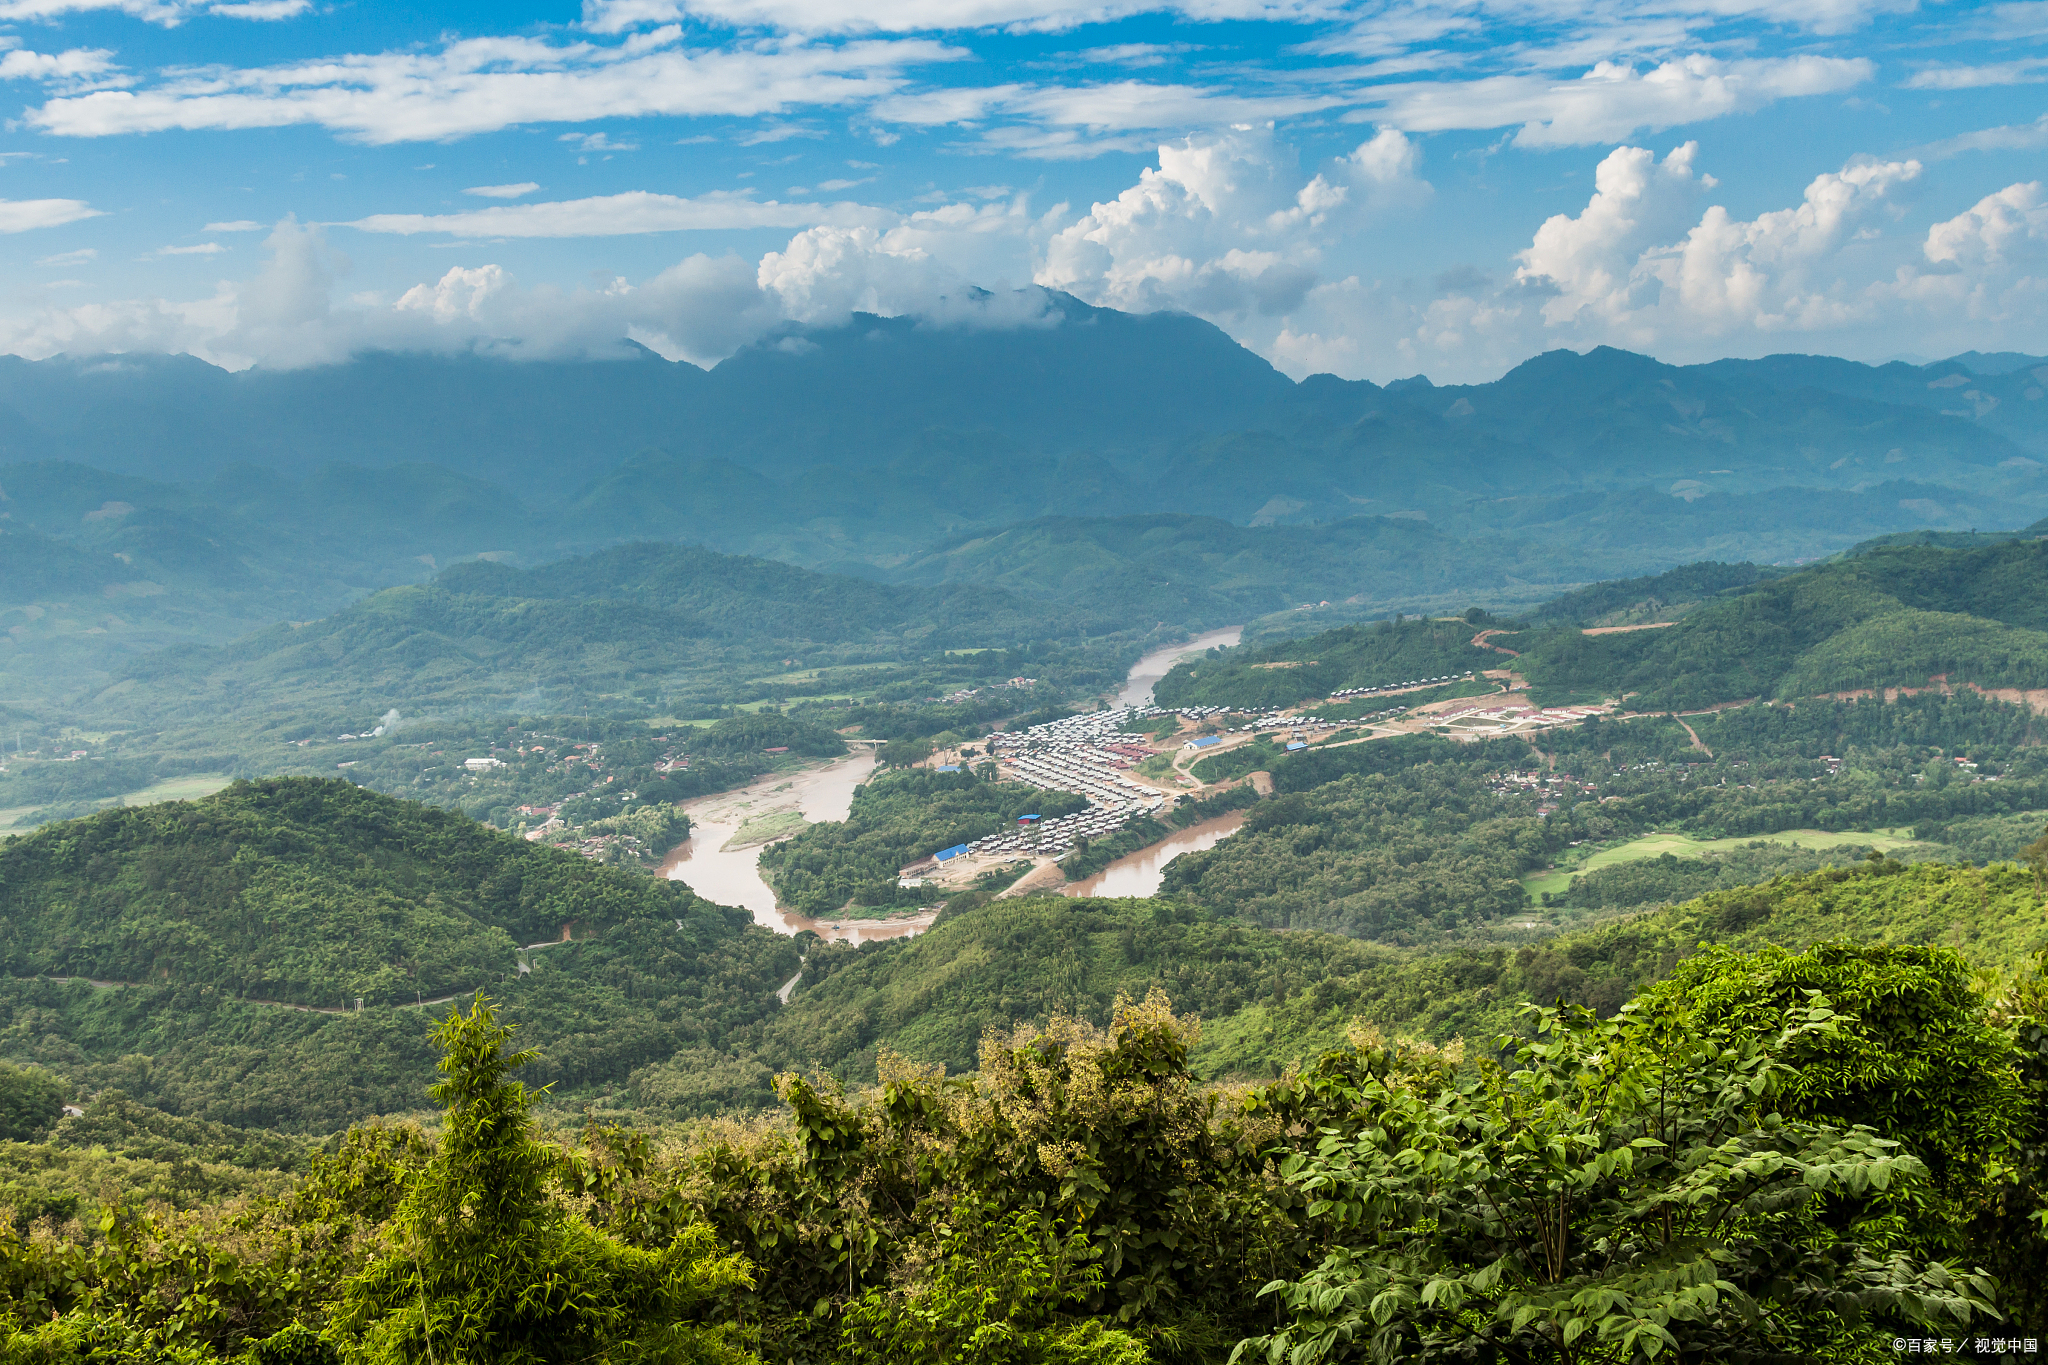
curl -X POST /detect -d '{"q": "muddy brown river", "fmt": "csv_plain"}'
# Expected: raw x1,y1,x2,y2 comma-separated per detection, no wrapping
662,624,1247,941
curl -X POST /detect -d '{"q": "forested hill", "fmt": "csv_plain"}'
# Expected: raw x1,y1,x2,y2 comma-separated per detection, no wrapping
883,514,1586,631
92,540,1105,724
0,777,795,1129
0,777,756,1008
1508,537,2048,708
1154,616,1502,708
1168,538,2048,711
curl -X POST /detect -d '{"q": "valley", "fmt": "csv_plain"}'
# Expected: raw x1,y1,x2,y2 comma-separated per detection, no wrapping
11,2,2048,1350
3,330,2048,1364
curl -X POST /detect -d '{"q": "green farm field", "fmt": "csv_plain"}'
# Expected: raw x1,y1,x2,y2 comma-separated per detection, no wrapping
1520,826,1930,900
0,770,233,838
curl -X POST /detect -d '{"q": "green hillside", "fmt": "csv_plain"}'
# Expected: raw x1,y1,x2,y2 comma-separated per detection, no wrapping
0,779,796,1129
88,540,1117,726
890,514,1582,636
1511,538,2048,708
1521,559,1789,627
1151,615,1499,708
739,855,2048,1097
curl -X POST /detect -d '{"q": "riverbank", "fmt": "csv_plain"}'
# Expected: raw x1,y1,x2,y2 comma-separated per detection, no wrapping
660,748,937,945
1117,626,1245,708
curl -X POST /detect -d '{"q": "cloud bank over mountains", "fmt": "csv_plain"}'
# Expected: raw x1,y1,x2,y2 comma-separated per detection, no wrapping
0,126,2039,381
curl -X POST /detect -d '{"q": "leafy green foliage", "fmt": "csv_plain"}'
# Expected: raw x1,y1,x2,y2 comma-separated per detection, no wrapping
1162,752,1549,942
839,1208,1151,1364
1237,997,1998,1365
338,995,754,1364
1646,941,2028,1237
0,1065,62,1144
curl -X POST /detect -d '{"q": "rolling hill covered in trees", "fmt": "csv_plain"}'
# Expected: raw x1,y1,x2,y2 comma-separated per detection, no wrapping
1507,536,2048,708
1156,535,2048,713
0,772,2042,1361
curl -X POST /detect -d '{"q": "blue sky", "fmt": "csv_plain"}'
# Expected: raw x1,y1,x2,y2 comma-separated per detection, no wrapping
0,0,2042,379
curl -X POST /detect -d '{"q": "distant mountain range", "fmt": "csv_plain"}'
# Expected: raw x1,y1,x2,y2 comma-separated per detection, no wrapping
0,289,2038,516
2,296,2043,711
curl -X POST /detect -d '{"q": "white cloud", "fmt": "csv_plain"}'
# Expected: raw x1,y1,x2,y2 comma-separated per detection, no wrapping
0,217,787,369
463,181,541,198
1506,144,1925,341
1972,0,2048,39
1363,54,1873,147
1015,131,2048,379
1512,142,1713,327
562,130,639,152
1924,182,2048,271
25,31,962,143
1904,58,2048,89
0,46,118,82
1073,43,1201,65
582,0,1345,36
35,246,94,265
0,0,302,19
339,190,886,237
155,241,226,254
1910,112,2048,162
0,197,100,232
1036,126,1428,319
872,80,1352,157
581,0,1912,38
205,219,266,230
759,194,1040,320
207,0,309,15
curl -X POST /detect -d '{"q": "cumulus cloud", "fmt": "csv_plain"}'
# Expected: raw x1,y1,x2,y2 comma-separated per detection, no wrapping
1364,54,1873,147
204,219,266,231
35,246,95,266
1924,182,2048,271
1036,125,1428,319
1023,131,2048,379
4,133,2044,389
1516,145,1923,338
339,190,885,237
758,195,1039,320
0,46,119,83
463,181,541,198
1511,142,1714,326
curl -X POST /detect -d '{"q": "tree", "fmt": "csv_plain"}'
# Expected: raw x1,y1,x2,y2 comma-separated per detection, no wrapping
0,1062,65,1143
2024,824,2048,902
1646,940,2029,1243
881,738,936,768
1236,997,1998,1365
337,994,756,1364
839,1207,1150,1364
